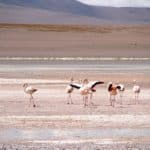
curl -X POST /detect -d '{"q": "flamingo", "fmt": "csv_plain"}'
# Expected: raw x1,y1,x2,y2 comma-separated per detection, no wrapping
23,83,37,107
65,77,74,104
79,78,90,107
133,80,141,104
117,84,125,105
107,82,121,107
70,79,104,107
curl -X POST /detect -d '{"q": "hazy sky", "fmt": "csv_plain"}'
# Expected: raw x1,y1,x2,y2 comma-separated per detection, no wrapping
77,0,150,7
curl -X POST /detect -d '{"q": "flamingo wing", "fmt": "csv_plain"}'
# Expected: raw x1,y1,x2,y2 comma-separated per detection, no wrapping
88,81,104,88
117,84,125,91
70,83,82,89
107,82,113,92
116,85,121,90
26,86,33,91
26,86,37,92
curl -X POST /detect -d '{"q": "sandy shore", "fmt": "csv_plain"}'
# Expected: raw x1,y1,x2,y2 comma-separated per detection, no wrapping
0,24,150,57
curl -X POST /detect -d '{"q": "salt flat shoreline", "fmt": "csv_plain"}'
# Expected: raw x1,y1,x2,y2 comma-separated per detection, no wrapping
0,24,150,148
0,115,150,128
0,64,149,147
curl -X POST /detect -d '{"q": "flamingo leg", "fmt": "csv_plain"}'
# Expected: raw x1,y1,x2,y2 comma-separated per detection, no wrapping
119,91,123,105
110,95,115,107
83,96,85,107
89,93,94,106
31,94,36,107
67,93,70,104
70,94,73,104
84,95,88,107
135,93,137,104
29,96,32,107
137,93,139,104
110,95,112,106
112,96,115,107
136,93,139,104
134,93,137,104
82,96,84,105
67,93,73,104
28,94,34,107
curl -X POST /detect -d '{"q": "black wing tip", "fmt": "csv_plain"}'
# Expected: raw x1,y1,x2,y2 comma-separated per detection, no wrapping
33,89,38,92
91,81,104,88
116,86,121,90
108,83,112,91
97,81,104,84
70,83,80,89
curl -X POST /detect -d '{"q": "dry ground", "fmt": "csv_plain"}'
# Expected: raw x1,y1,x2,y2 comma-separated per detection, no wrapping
0,24,150,57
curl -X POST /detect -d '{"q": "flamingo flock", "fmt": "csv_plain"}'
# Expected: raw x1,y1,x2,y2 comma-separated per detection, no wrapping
65,78,141,107
23,79,141,108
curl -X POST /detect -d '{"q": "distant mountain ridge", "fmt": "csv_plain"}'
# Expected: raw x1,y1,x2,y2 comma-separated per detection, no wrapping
0,0,94,16
0,0,150,24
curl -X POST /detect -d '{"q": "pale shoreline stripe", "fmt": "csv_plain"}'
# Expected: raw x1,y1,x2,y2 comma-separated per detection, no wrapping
0,57,150,61
28,139,124,145
27,138,150,144
0,115,150,123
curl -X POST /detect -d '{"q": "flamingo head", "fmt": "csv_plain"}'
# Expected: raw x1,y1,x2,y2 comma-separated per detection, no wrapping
70,77,74,82
133,79,137,84
23,83,29,88
83,79,89,84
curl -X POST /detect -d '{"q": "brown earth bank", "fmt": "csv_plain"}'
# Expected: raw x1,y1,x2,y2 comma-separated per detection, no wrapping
0,24,150,57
